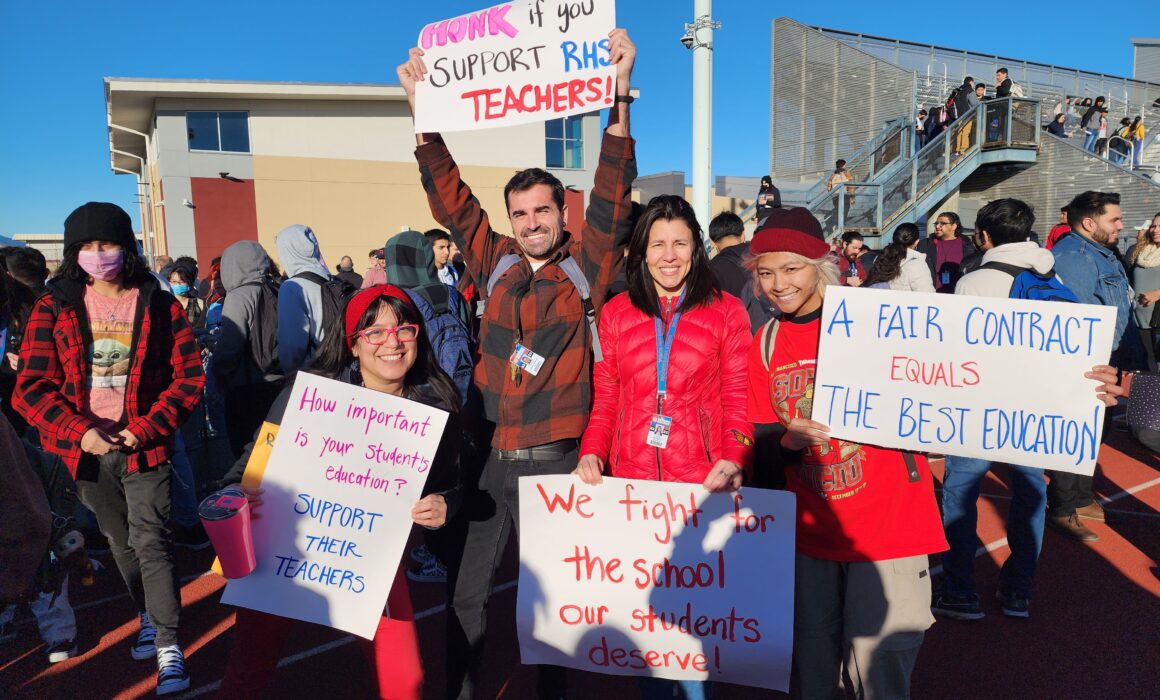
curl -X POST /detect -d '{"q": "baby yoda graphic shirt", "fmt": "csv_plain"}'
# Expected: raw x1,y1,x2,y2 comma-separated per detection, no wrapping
747,309,946,562
83,286,139,428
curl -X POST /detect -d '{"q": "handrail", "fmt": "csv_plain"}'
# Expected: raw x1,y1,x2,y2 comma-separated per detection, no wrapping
803,116,912,206
1043,130,1160,185
811,98,1044,236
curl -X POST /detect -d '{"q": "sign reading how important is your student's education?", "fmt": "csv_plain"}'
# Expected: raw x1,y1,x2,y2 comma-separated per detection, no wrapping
813,287,1115,475
414,0,616,132
517,476,795,692
221,373,448,639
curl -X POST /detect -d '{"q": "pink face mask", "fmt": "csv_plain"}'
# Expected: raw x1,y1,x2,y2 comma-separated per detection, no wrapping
78,250,124,281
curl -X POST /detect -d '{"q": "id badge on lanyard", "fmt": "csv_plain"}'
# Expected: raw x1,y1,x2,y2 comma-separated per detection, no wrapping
649,292,685,450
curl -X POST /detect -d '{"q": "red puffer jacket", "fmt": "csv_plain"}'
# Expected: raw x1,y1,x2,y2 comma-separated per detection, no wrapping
580,291,755,483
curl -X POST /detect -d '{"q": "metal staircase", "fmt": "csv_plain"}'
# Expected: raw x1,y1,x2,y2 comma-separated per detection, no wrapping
806,98,1042,243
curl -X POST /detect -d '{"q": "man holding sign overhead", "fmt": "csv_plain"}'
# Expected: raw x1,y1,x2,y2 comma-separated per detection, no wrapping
398,12,636,698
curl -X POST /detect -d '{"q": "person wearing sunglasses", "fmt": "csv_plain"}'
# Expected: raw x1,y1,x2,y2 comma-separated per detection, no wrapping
216,284,463,699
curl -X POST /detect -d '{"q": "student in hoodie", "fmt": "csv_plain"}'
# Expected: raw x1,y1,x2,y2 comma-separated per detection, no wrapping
212,240,285,460
708,210,776,332
12,203,204,695
217,284,463,700
275,224,332,373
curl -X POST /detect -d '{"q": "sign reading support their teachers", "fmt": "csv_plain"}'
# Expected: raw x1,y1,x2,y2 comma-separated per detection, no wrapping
221,373,448,639
413,0,616,132
813,287,1116,475
517,476,795,692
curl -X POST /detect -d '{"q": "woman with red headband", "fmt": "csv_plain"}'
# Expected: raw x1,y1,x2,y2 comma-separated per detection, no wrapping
216,284,463,699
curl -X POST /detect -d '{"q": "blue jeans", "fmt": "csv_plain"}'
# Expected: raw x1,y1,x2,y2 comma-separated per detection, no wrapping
1083,129,1099,152
169,430,200,527
940,456,1046,598
639,678,712,700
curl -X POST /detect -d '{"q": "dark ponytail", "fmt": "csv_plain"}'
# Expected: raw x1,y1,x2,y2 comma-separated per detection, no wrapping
865,223,920,287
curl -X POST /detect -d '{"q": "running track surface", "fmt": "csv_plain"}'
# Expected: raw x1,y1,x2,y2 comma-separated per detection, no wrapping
3,431,1158,699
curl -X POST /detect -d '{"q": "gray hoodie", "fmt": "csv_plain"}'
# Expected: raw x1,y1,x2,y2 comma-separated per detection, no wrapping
954,241,1055,298
213,240,277,387
276,224,331,373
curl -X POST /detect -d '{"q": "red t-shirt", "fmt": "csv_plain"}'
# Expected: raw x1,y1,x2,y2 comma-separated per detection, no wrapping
1046,224,1071,250
747,313,947,562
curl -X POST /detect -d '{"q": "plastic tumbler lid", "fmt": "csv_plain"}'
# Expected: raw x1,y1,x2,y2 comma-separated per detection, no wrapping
199,487,248,521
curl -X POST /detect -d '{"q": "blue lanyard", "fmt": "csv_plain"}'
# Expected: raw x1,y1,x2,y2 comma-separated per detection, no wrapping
654,291,686,401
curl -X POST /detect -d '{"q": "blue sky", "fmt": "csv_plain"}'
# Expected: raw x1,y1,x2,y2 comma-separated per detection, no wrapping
1,1,1156,235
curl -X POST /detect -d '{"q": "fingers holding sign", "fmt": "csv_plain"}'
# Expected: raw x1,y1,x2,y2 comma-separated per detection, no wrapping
703,460,743,493
1087,364,1124,407
607,28,636,87
781,418,831,451
412,494,448,529
573,454,605,485
397,47,428,97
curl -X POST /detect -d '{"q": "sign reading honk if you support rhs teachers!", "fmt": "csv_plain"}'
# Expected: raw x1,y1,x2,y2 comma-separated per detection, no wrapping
413,0,617,132
813,286,1116,475
221,373,448,639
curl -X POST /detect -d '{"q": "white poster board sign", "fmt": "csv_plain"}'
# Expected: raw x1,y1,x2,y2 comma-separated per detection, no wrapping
414,0,617,132
517,476,795,692
813,286,1115,475
222,373,447,638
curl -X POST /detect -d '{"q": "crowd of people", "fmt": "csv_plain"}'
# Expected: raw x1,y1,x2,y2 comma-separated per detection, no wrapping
0,29,1153,700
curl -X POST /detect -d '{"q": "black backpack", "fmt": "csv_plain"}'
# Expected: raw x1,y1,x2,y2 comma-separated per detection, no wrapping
240,276,283,378
292,270,359,351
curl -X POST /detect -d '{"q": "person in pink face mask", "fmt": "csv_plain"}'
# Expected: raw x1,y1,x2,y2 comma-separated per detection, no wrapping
12,202,205,696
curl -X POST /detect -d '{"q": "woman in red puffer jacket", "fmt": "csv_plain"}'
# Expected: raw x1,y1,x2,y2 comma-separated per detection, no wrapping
577,195,754,490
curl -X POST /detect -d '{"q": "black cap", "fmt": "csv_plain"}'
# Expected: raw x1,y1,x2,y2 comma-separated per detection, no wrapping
63,202,136,252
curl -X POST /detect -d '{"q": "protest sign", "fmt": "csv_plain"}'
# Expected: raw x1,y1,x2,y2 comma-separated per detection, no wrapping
813,286,1115,475
413,0,617,132
221,373,448,638
517,476,795,692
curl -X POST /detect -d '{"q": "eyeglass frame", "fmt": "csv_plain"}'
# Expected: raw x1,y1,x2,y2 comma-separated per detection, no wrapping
349,324,420,345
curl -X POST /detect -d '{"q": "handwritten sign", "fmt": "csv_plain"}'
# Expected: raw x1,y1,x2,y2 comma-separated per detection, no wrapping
221,373,448,639
517,476,795,692
813,286,1116,475
414,0,617,132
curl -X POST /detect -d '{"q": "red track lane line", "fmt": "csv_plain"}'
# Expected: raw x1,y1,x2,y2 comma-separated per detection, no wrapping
181,580,519,698
0,646,46,675
23,574,226,687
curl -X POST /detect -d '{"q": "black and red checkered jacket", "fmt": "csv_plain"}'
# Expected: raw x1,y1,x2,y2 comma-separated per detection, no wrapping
13,276,205,477
417,133,636,451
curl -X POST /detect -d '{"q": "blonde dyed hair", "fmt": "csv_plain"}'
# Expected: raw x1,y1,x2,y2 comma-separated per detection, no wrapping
744,249,839,302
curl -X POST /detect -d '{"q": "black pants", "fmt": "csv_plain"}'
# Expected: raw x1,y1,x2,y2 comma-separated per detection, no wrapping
76,453,180,648
1046,472,1095,517
445,444,577,700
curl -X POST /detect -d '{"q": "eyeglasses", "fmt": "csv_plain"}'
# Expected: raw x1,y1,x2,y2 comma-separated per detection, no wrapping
351,324,419,345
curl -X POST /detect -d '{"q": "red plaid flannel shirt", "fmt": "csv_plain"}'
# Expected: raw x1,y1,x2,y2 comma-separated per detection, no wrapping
417,132,636,450
13,277,205,477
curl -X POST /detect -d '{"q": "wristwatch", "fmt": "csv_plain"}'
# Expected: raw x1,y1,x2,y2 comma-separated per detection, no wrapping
614,94,635,104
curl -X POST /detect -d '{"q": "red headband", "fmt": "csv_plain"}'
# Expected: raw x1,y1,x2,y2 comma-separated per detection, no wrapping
344,284,419,349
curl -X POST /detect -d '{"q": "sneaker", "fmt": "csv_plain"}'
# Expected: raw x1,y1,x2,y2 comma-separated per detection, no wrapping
931,592,985,621
173,522,211,551
407,556,448,583
132,612,157,661
156,645,191,696
1075,501,1106,523
46,639,78,663
409,543,434,565
996,591,1030,619
1047,514,1099,542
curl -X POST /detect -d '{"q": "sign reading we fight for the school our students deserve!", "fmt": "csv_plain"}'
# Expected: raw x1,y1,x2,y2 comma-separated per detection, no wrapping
813,287,1116,475
517,476,795,692
413,0,617,132
221,373,448,639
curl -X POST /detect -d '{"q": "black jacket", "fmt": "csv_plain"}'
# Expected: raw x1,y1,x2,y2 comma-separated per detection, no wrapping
916,235,979,291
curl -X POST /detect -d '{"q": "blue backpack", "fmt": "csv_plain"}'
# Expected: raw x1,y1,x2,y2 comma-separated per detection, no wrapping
981,261,1079,303
403,289,474,408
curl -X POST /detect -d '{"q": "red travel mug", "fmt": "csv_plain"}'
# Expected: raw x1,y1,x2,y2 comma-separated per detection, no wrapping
199,487,257,579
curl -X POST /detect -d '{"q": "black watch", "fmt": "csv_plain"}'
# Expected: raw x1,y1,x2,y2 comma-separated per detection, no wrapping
614,94,635,104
